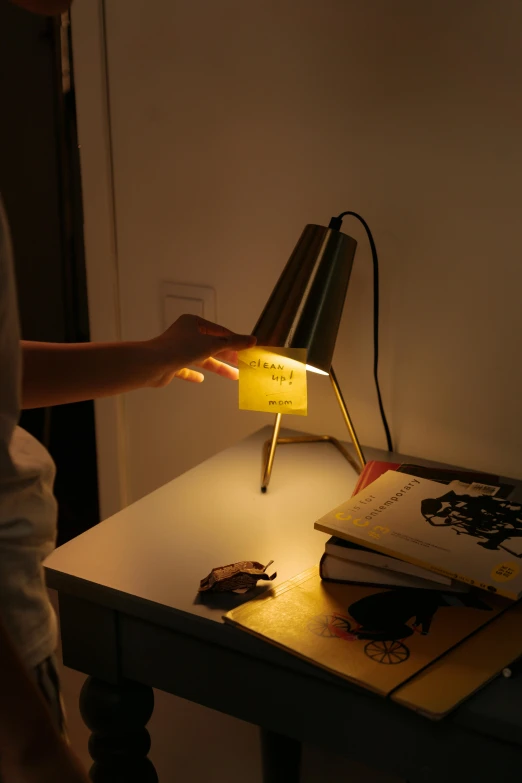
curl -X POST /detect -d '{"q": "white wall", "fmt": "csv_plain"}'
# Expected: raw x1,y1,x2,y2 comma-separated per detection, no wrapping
73,0,522,514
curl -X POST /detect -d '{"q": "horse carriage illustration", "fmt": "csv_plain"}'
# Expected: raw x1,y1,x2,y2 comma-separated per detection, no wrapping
421,492,522,557
307,587,491,665
308,612,410,664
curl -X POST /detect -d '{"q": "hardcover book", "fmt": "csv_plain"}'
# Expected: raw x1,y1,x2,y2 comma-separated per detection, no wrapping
319,553,467,592
322,461,513,588
315,470,522,599
224,566,517,713
324,537,451,585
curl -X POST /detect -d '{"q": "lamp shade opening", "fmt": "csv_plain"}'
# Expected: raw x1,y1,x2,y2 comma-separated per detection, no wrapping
306,364,329,375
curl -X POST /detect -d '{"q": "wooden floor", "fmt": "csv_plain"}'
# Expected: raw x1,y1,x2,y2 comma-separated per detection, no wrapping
50,590,401,782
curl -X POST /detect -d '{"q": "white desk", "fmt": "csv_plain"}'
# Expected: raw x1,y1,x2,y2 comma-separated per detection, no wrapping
46,426,364,625
45,427,522,783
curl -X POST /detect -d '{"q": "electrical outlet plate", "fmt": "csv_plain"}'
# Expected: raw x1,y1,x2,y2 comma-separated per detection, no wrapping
160,282,216,330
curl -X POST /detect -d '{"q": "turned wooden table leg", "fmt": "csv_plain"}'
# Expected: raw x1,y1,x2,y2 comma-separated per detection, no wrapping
260,728,302,783
79,676,158,783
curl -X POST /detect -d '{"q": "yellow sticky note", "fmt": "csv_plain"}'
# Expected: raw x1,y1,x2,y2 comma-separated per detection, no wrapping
238,347,307,416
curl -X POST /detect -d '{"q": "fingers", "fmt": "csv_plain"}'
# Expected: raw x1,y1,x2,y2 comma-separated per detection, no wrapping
195,317,235,338
174,367,205,383
196,356,239,380
195,317,256,351
213,348,239,367
175,358,239,382
212,333,256,352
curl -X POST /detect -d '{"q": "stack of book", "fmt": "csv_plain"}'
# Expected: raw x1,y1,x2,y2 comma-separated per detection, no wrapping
316,460,520,598
225,458,522,717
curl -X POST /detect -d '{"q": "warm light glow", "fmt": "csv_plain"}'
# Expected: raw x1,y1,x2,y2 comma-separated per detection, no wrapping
306,364,329,376
238,347,308,416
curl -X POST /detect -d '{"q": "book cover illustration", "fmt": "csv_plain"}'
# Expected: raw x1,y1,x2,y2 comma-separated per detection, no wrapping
315,471,522,599
224,567,509,698
323,461,513,588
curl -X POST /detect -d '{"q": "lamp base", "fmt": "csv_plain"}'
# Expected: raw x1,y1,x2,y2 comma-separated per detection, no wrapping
260,366,366,492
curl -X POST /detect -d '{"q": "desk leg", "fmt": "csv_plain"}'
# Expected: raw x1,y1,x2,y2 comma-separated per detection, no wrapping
79,676,158,782
260,728,302,783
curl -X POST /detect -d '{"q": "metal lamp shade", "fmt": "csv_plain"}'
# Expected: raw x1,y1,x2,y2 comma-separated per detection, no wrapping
252,224,357,374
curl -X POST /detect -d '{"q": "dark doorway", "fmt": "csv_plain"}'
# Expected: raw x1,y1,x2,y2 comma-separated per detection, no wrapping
0,1,100,545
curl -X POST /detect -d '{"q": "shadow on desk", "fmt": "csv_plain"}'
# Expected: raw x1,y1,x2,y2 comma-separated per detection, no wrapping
194,584,271,611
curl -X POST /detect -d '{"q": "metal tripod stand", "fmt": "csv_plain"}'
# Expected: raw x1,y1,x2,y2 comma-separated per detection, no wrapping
260,366,366,492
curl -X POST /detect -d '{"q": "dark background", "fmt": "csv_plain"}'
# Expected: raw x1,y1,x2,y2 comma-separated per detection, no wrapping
0,0,99,544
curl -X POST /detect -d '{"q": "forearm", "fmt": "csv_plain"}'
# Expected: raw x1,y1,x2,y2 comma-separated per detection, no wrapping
21,340,164,409
20,315,253,408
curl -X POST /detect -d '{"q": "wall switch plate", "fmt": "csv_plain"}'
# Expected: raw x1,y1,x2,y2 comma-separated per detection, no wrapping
160,282,216,330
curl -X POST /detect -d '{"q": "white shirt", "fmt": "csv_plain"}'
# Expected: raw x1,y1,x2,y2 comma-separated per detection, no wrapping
0,195,58,668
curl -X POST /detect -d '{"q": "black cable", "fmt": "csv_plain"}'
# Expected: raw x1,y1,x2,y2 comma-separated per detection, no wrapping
328,211,393,453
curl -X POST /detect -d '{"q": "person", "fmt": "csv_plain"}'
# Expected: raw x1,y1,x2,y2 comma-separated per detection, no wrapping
0,3,256,781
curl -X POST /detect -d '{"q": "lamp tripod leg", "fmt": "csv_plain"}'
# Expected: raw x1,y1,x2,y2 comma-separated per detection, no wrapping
329,366,366,471
261,413,283,493
260,369,365,492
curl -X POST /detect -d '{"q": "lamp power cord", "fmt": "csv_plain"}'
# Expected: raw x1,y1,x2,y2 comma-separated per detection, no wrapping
328,211,393,453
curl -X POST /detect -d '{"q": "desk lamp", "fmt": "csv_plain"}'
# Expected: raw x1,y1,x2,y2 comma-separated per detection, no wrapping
253,211,390,492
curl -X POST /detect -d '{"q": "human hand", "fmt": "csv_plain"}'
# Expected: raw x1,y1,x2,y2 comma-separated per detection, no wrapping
147,314,256,385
